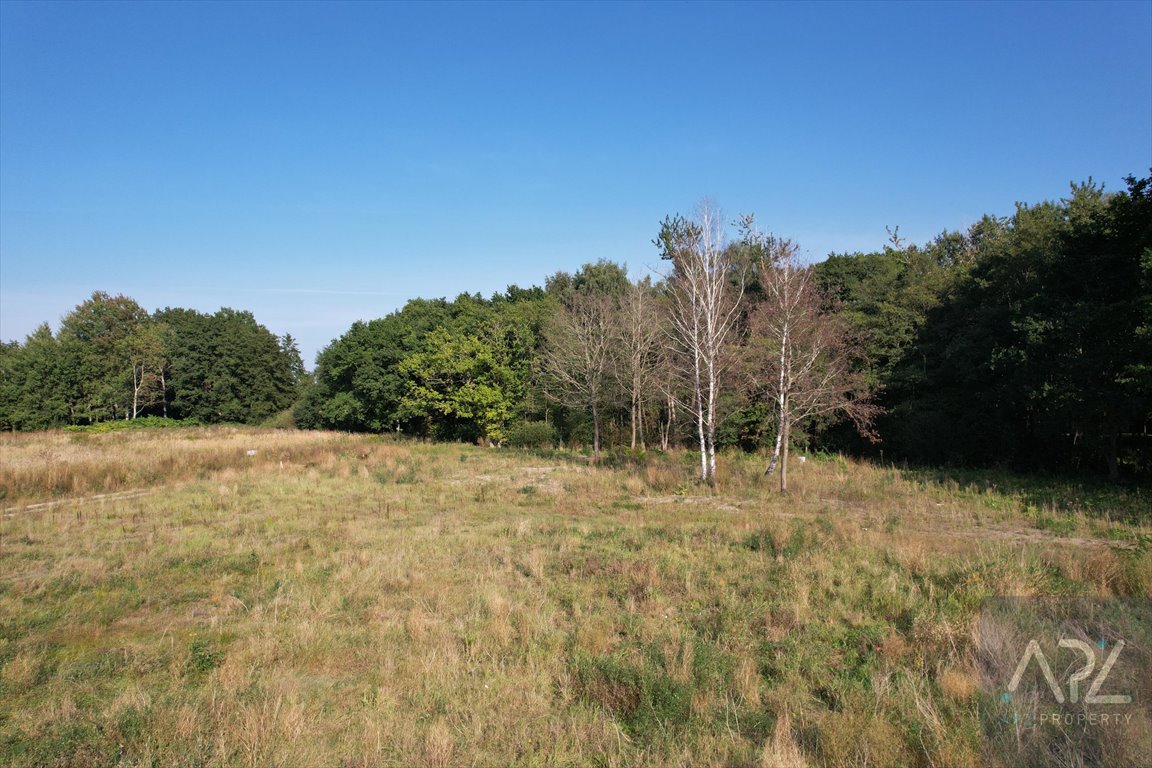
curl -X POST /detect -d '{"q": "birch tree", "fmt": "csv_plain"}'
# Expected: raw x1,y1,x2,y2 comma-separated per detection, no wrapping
58,292,150,423
614,277,664,450
656,201,745,486
125,322,171,419
540,291,615,461
744,224,879,492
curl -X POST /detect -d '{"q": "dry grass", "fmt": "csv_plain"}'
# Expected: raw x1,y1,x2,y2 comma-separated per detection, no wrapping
0,427,351,506
0,430,1148,767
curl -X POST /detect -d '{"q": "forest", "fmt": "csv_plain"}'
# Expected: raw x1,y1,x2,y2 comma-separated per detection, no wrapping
2,174,1149,481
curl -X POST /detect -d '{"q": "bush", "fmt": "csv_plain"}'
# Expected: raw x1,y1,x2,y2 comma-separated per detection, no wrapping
604,446,650,469
187,638,224,673
506,420,554,449
63,417,201,434
262,408,297,430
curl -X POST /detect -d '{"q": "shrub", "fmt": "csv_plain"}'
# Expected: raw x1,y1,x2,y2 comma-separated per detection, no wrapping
506,420,554,449
604,446,650,468
261,408,297,429
63,417,201,434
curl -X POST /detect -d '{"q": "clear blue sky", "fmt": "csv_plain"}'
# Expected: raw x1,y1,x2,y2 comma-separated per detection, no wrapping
2,0,1149,365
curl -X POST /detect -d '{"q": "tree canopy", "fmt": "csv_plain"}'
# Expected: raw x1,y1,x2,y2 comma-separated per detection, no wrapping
4,173,1148,481
0,294,304,429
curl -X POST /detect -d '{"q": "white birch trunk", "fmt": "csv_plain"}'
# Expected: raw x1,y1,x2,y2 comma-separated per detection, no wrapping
695,384,707,483
779,415,791,493
765,314,789,475
706,356,718,486
131,363,142,419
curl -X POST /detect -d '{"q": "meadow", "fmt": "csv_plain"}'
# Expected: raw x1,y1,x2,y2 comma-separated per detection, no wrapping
1,428,1149,767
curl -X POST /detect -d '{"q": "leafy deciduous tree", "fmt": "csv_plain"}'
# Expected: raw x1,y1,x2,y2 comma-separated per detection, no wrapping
399,327,518,445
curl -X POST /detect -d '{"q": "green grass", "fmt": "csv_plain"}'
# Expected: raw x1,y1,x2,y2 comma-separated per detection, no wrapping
0,430,1148,767
898,464,1149,522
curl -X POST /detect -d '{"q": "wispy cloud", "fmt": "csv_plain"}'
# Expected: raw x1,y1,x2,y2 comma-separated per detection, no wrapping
250,288,404,297
171,287,406,298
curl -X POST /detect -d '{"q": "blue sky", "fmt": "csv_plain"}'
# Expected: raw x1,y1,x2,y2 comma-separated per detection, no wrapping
2,1,1149,365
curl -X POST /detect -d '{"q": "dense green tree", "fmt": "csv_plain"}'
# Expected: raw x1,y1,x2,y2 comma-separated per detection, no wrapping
399,327,518,444
301,299,452,433
280,334,308,398
815,233,959,389
810,236,958,455
153,306,302,424
302,319,410,432
154,307,214,421
0,325,71,430
1036,176,1151,476
126,321,171,419
883,176,1151,477
203,309,299,423
0,341,18,431
58,292,150,422
545,260,630,303
300,286,554,437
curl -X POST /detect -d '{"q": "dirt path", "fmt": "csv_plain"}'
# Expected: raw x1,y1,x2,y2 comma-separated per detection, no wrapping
2,489,154,519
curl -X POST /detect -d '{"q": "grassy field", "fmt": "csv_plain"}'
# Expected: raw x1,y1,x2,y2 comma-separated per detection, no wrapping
1,428,1149,767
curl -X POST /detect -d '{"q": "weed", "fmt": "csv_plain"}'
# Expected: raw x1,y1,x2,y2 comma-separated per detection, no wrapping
572,652,693,741
187,638,224,674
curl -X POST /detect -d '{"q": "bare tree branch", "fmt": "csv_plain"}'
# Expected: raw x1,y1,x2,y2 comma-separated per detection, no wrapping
540,291,615,462
657,200,746,486
744,228,880,492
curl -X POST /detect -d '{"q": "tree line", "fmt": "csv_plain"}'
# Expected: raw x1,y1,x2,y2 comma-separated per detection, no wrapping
0,293,305,429
2,173,1148,481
